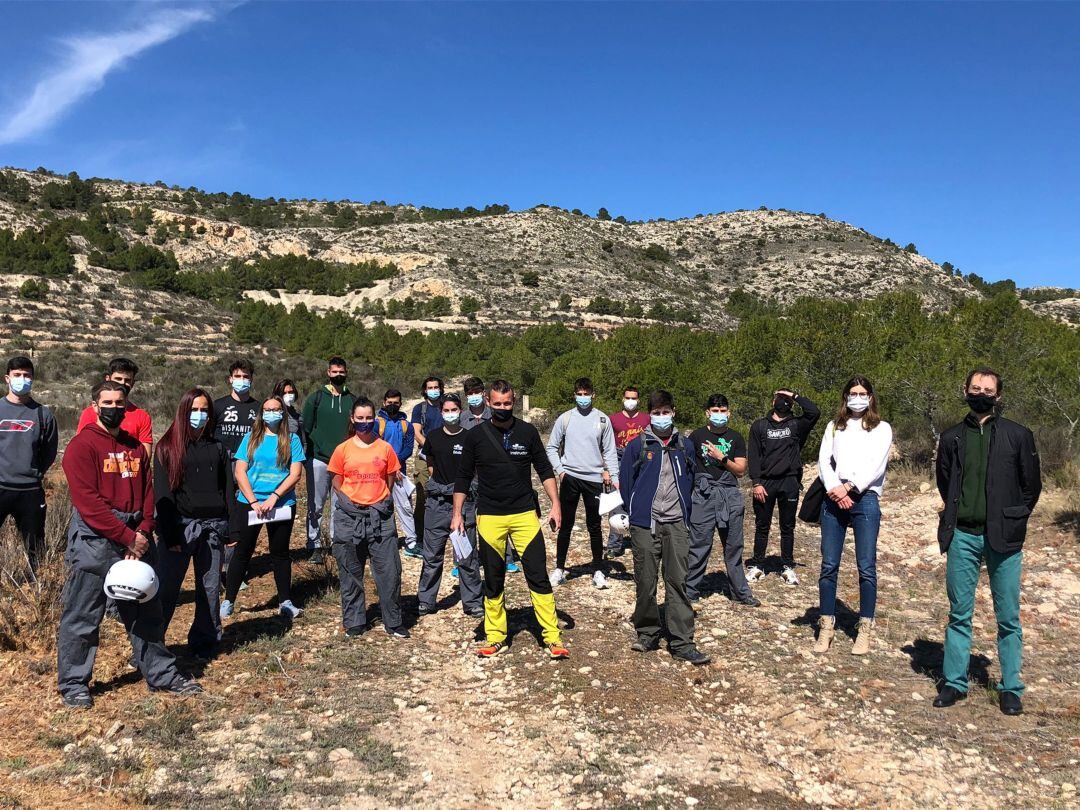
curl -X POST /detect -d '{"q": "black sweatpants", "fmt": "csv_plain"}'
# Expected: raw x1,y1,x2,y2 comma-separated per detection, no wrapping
0,486,47,573
555,474,603,570
750,476,799,568
225,507,295,604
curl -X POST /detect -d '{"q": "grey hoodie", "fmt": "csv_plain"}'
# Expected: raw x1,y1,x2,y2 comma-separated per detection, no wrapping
546,406,619,485
0,396,58,489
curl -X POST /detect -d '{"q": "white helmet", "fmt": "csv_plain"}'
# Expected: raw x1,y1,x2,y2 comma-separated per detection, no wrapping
609,512,630,535
104,559,159,603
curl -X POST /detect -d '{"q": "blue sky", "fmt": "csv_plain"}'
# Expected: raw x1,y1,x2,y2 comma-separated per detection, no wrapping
0,1,1077,287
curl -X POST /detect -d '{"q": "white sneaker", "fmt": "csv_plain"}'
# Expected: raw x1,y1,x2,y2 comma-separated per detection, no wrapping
781,566,799,587
550,568,568,586
745,565,764,583
592,571,609,590
279,600,304,619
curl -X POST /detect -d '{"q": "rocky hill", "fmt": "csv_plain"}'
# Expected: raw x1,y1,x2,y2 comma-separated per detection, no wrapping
1,167,1075,350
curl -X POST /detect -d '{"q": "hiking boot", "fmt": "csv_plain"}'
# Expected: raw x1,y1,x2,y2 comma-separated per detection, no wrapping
933,685,967,708
851,617,875,655
62,691,93,710
745,565,764,583
734,594,761,608
418,603,436,615
151,677,203,697
780,566,799,587
1000,691,1023,716
671,647,711,666
813,615,835,654
604,547,625,559
547,642,570,660
476,641,507,658
630,636,660,653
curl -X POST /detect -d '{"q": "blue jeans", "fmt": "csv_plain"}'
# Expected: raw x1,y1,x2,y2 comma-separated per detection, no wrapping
818,492,880,619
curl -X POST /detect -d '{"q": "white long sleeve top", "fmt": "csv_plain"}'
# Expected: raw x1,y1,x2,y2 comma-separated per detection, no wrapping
818,419,893,496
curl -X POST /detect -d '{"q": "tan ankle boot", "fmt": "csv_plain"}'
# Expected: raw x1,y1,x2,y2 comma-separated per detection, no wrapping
812,615,835,654
851,618,875,655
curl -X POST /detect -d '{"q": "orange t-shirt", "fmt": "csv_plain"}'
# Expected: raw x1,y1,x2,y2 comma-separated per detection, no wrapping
326,437,401,506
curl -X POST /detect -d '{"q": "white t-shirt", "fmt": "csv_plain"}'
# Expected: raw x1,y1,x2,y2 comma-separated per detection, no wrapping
818,419,893,496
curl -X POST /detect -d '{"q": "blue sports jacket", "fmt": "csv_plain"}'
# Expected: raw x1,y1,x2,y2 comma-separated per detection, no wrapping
619,427,696,528
377,409,415,465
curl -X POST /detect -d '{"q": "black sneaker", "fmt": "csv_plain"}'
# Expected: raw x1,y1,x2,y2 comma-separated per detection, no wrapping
630,636,660,653
309,549,326,566
345,625,368,638
465,608,484,618
62,692,93,709
735,595,762,608
1000,691,1023,716
604,548,625,559
385,626,410,639
671,647,711,666
933,685,967,708
151,678,204,697
418,603,436,615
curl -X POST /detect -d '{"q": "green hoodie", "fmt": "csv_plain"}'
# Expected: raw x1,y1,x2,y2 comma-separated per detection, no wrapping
957,414,992,533
301,385,356,463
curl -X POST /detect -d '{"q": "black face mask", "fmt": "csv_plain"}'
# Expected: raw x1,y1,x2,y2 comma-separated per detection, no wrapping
99,406,124,429
491,407,514,423
330,375,347,387
965,393,997,415
384,404,400,416
773,398,793,416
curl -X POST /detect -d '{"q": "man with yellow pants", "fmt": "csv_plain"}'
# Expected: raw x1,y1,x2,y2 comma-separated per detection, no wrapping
451,380,568,659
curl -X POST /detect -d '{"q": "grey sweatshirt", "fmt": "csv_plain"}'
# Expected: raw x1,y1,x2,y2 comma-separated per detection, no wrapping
545,406,619,484
0,396,58,489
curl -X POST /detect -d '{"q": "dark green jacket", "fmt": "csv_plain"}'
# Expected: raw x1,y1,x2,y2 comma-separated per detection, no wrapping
300,385,356,463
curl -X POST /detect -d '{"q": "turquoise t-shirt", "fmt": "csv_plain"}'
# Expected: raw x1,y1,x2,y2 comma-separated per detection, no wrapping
235,431,306,505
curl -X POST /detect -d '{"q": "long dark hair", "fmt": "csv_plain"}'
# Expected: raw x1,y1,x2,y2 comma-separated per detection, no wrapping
156,387,216,491
834,375,881,432
273,378,299,408
345,397,377,440
247,395,293,469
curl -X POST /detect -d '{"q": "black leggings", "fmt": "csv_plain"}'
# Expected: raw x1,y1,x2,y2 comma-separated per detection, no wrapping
225,507,295,603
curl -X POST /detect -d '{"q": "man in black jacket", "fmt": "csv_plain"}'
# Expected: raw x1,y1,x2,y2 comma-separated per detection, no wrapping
746,389,820,586
932,368,1041,716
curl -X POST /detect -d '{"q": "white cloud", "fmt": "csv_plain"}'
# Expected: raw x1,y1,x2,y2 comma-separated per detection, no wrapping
0,6,220,146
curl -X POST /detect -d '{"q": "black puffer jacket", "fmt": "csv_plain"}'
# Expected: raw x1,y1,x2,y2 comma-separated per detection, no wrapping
935,416,1041,553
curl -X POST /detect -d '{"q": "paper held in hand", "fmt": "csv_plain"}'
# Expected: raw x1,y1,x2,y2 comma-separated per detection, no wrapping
247,504,293,526
449,529,472,561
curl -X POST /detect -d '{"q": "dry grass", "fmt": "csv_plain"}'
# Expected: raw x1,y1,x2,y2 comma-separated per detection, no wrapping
0,482,70,653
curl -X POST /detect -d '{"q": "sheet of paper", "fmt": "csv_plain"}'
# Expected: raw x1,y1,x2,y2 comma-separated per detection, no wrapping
247,504,293,525
400,476,417,498
449,529,472,561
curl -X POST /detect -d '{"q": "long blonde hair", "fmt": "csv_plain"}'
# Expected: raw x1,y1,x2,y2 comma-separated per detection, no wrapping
247,395,292,469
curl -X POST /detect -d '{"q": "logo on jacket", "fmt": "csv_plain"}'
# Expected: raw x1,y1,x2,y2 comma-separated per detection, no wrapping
0,419,34,432
103,452,141,478
766,426,792,440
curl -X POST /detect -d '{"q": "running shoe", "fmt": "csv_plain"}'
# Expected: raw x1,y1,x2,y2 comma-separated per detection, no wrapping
547,642,570,660
476,641,507,657
506,561,521,573
781,566,799,587
550,568,568,586
279,600,304,619
592,571,609,590
745,565,765,583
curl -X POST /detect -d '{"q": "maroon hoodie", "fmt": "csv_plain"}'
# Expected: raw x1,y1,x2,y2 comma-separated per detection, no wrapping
62,422,154,548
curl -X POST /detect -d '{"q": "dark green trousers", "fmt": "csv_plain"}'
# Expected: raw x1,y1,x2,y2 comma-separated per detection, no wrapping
630,521,695,653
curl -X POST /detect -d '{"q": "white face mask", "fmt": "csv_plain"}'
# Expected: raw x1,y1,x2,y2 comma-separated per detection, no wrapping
847,394,870,414
283,393,296,407
623,398,638,412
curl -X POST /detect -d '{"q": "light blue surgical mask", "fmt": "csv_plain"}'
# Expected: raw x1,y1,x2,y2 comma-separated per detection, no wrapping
708,412,729,427
189,410,208,429
262,410,283,425
443,411,461,425
8,376,32,395
467,394,484,408
651,414,673,431
575,395,593,409
426,388,441,400
231,378,252,394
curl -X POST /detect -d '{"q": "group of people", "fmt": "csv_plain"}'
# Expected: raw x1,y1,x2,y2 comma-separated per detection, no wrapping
0,353,1040,716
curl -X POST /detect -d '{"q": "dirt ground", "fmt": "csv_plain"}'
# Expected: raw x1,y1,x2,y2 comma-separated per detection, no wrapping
1,472,1078,809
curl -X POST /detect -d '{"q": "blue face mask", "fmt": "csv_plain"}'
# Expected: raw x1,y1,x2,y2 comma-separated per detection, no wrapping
426,389,441,400
708,412,729,427
467,394,484,408
353,420,375,435
575,395,593,409
262,410,283,425
189,410,209,429
651,414,674,431
8,376,32,395
231,378,252,394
